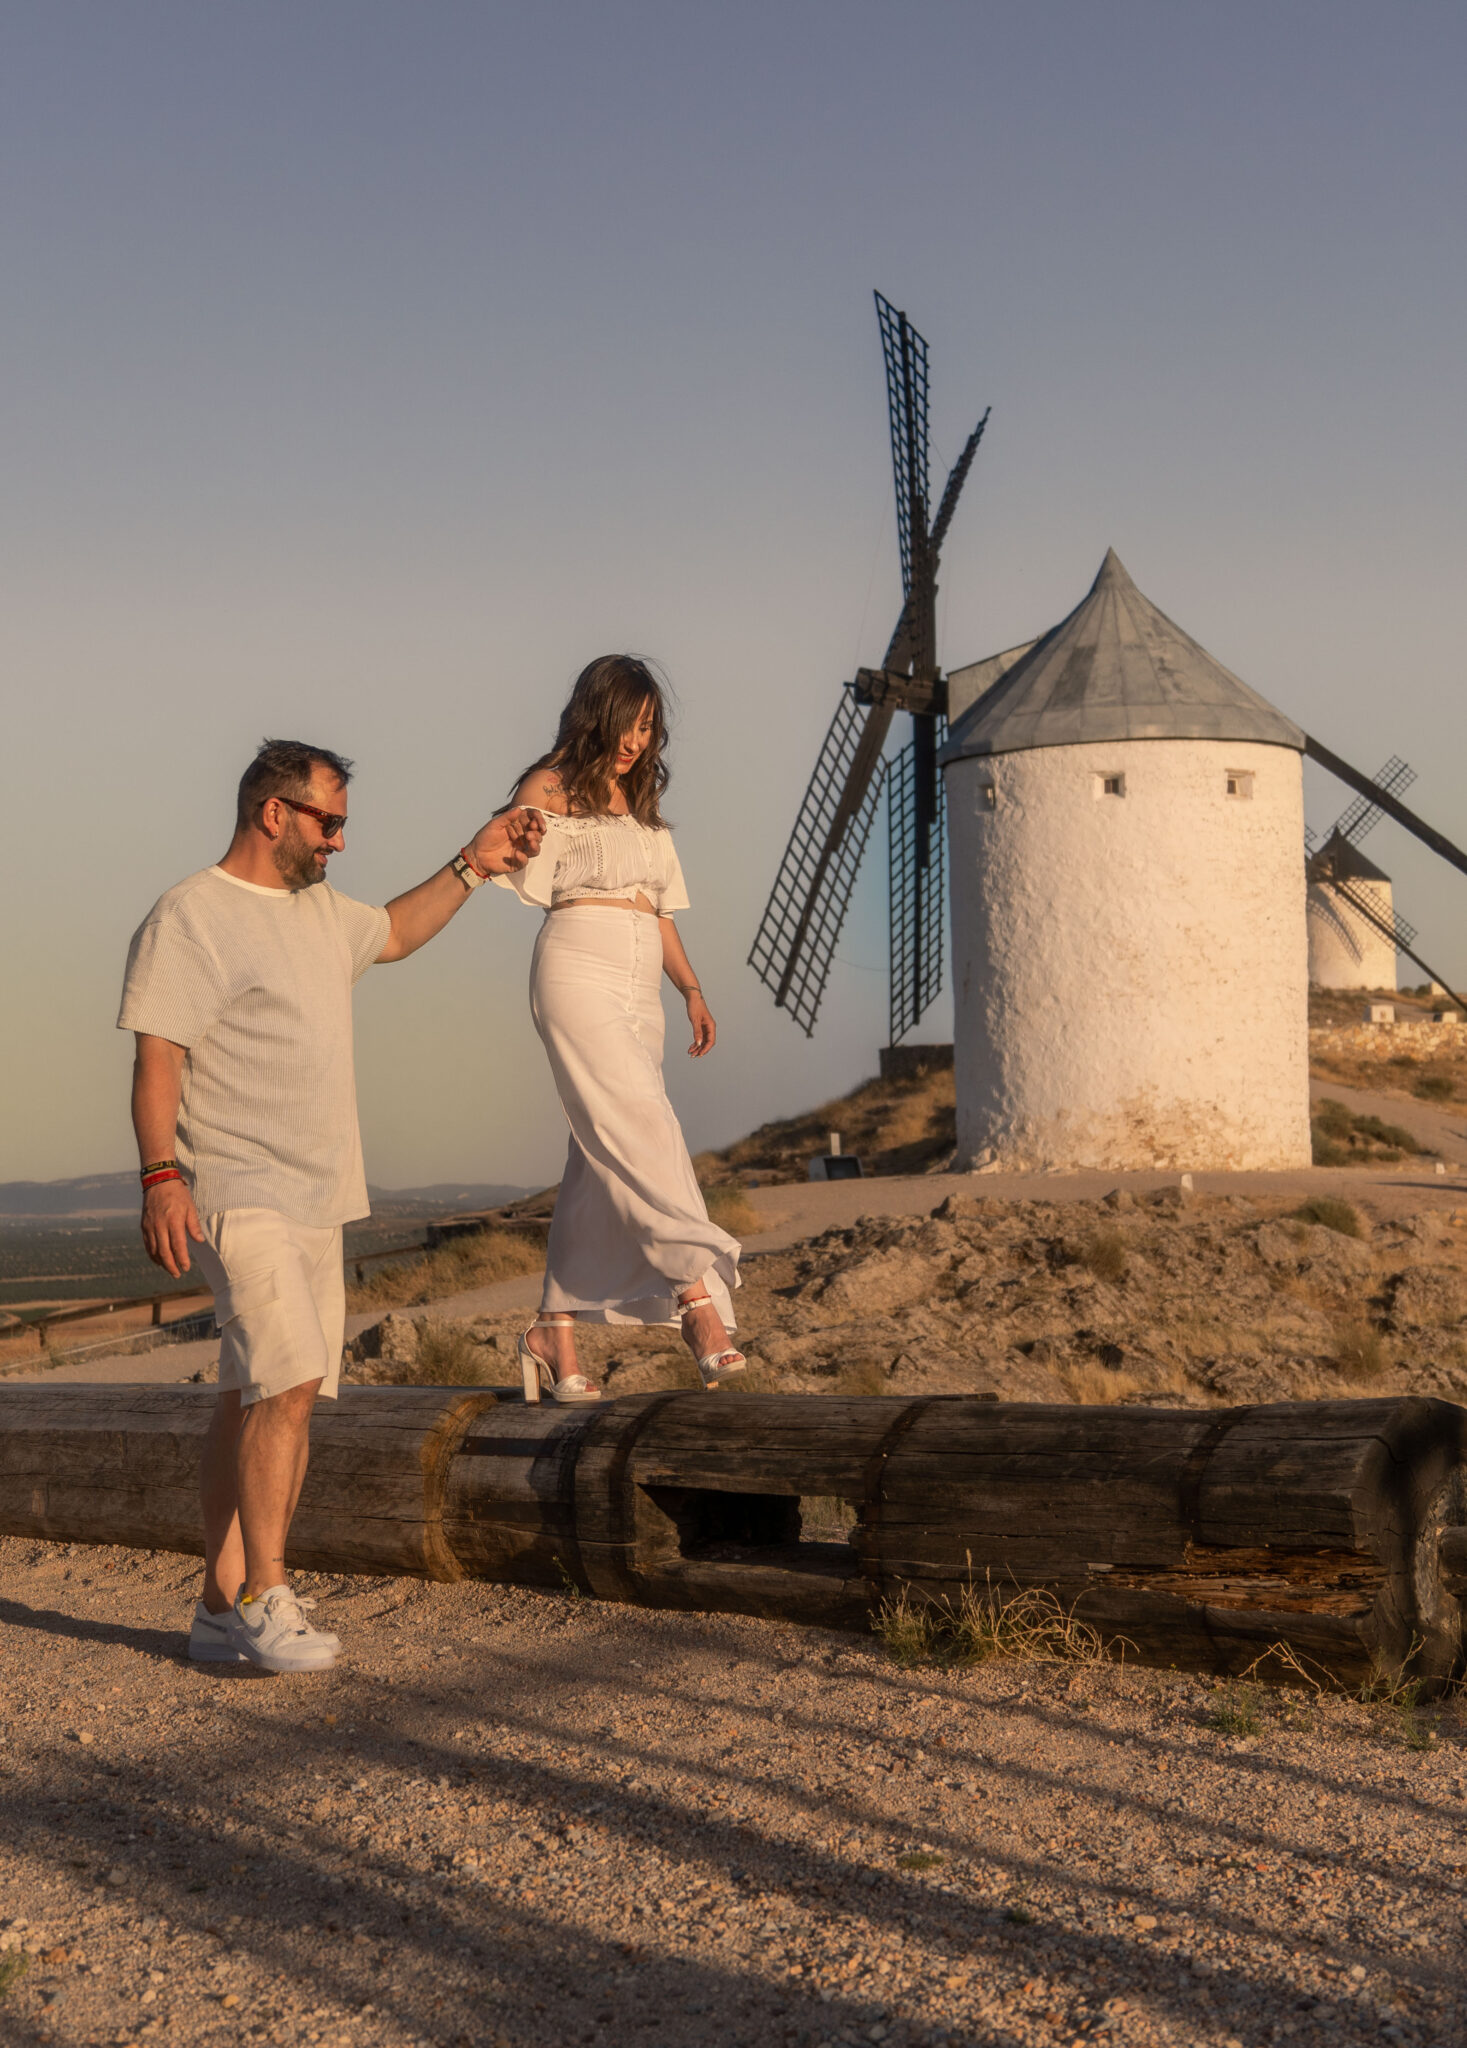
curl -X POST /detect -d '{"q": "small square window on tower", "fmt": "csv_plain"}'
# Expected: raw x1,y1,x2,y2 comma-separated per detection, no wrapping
977,782,997,810
1226,770,1254,799
1093,771,1126,799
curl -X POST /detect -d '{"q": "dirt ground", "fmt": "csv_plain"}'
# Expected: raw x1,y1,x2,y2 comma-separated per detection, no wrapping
2,1537,1466,2048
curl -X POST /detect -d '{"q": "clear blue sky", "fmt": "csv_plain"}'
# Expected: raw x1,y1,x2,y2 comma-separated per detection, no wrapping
3,2,1463,1188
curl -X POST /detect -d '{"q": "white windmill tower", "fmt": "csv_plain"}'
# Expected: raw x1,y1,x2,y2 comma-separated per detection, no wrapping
1306,831,1399,991
940,549,1314,1172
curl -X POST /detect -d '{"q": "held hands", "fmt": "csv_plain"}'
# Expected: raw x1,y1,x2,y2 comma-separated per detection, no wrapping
468,806,545,877
142,1180,205,1278
687,992,716,1057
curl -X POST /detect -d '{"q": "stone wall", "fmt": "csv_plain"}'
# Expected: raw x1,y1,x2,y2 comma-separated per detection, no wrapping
1310,1018,1464,1064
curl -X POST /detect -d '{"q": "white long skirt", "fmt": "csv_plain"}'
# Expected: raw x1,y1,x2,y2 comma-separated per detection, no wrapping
530,906,740,1327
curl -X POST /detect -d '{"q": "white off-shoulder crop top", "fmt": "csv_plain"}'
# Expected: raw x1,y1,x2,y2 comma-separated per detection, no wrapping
493,809,690,915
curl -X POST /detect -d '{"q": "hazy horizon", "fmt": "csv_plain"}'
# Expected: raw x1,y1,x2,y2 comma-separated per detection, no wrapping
3,3,1463,1190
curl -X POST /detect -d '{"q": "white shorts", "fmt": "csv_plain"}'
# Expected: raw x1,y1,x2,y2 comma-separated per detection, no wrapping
195,1207,345,1407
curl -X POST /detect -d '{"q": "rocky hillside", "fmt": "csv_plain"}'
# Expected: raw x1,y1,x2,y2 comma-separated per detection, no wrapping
694,1060,956,1185
348,1185,1467,1410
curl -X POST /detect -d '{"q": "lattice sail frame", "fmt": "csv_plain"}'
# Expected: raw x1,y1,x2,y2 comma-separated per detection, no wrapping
1333,756,1417,843
874,292,929,598
887,722,949,1045
747,688,888,1037
748,294,986,1040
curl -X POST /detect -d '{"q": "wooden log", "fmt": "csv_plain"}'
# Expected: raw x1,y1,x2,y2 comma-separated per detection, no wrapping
1,1386,1463,1687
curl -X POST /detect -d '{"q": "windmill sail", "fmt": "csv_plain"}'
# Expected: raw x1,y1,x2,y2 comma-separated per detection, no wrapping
747,691,891,1036
749,294,986,1039
1323,872,1464,1011
1331,756,1416,844
888,720,949,1044
875,291,929,599
1305,736,1467,880
1305,738,1467,1008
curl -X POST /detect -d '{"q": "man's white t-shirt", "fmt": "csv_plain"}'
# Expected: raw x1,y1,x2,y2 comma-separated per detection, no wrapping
118,867,391,1228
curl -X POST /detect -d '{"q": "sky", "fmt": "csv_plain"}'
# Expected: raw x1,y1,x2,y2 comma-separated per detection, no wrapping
2,2,1463,1191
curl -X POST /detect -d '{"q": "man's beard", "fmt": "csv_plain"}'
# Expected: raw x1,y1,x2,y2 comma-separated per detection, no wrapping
271,817,326,890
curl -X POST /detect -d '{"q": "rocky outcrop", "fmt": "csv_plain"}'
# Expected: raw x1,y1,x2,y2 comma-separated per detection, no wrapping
346,1188,1467,1409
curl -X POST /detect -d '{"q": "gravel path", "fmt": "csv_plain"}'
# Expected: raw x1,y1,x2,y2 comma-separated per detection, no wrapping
2,1536,1464,2048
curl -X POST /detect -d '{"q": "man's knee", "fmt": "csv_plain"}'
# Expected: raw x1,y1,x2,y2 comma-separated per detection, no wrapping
253,1377,324,1428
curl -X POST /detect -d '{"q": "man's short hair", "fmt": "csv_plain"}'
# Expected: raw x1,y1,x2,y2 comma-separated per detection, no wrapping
236,739,354,831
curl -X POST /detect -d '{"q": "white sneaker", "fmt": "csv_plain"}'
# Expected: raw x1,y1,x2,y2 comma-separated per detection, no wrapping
189,1601,248,1664
227,1584,339,1674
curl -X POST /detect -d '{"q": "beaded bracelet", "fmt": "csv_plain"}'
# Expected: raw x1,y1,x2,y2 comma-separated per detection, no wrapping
139,1158,177,1178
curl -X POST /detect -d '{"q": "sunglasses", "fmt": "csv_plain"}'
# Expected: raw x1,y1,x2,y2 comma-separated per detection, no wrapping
274,796,348,837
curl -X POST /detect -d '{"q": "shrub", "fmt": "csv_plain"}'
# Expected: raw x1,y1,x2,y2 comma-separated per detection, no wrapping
1207,1683,1262,1736
1310,1098,1429,1165
1413,1073,1456,1102
1291,1197,1361,1238
1082,1230,1128,1282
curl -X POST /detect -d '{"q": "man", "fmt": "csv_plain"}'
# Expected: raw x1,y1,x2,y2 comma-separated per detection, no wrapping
119,738,541,1674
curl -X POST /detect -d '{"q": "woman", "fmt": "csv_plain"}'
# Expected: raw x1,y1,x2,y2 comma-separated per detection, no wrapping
495,654,743,1403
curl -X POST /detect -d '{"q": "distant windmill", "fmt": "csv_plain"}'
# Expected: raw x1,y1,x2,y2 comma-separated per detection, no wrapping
748,293,988,1042
1304,750,1467,1008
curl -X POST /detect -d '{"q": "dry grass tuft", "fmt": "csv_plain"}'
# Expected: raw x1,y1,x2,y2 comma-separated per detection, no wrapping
346,1229,543,1313
702,1184,761,1236
1334,1320,1386,1382
834,1357,890,1399
1058,1357,1141,1406
874,1577,1115,1670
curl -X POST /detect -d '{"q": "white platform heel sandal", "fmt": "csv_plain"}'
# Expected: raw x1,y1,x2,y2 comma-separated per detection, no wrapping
679,1293,746,1391
518,1314,602,1405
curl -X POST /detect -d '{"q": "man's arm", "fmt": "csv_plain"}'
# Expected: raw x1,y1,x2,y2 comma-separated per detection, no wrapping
132,1034,205,1277
376,805,544,964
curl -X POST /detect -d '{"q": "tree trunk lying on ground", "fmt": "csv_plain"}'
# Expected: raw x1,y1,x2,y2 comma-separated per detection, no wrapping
2,1387,1464,1689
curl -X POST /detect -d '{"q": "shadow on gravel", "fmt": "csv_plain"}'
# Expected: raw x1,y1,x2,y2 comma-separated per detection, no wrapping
0,1596,182,1662
2,1598,1460,2047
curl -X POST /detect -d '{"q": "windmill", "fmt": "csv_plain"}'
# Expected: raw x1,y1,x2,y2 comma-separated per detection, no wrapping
1304,748,1467,1009
748,293,988,1042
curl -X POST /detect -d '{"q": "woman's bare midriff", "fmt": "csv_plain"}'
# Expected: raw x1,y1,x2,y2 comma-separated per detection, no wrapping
551,894,659,915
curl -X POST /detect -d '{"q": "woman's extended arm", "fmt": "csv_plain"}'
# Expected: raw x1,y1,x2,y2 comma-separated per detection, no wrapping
660,919,716,1057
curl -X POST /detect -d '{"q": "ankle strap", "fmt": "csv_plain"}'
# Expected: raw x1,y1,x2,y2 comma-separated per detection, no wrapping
534,1313,577,1327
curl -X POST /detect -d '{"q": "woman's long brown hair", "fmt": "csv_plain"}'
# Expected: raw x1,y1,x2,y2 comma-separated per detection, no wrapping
514,655,670,825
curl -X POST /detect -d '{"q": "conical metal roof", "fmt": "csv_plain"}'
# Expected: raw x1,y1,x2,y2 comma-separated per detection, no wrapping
1307,827,1391,886
940,549,1305,762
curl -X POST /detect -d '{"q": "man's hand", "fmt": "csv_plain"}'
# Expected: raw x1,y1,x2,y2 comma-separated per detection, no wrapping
468,805,544,877
142,1180,205,1278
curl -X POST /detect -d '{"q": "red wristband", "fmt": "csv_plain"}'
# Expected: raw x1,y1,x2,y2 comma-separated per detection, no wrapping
141,1169,184,1191
459,844,490,880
